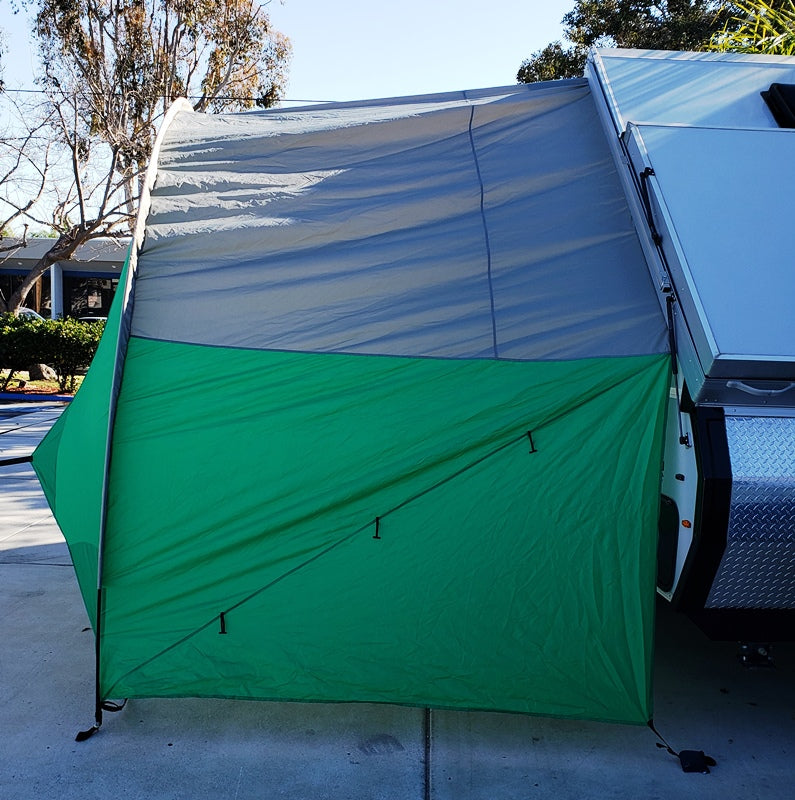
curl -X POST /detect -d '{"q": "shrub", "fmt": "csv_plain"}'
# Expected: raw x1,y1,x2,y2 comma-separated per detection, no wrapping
0,313,43,391
36,317,105,392
0,314,105,393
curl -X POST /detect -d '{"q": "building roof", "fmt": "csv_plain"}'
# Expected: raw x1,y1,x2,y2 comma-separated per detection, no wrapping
0,237,129,275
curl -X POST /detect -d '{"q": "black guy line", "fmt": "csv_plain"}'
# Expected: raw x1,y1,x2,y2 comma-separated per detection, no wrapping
0,415,62,436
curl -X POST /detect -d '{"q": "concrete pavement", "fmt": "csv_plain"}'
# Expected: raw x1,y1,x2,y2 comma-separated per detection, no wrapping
1,400,793,799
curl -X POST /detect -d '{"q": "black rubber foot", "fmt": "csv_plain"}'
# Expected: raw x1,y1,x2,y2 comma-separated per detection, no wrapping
679,750,717,774
75,724,100,742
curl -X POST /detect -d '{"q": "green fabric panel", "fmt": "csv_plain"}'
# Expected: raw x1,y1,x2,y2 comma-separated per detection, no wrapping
32,257,130,628
99,339,668,723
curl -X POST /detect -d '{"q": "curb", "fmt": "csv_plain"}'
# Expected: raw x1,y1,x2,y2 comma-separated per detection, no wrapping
0,392,73,403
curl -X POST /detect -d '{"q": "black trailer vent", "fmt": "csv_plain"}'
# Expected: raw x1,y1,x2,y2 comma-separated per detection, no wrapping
761,83,795,128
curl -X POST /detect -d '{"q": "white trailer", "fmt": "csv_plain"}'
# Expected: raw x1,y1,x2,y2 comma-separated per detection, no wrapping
588,49,795,642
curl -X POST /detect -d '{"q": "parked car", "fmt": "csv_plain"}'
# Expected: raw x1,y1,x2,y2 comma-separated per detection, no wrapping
17,307,45,321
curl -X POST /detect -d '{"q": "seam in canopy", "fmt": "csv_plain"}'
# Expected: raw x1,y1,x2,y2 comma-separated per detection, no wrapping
465,100,498,359
104,426,539,694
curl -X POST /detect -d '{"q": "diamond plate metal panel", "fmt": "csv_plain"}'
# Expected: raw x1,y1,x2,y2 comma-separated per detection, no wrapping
706,416,795,609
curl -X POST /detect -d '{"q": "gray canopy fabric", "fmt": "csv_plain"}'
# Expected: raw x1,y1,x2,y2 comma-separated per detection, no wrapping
134,80,667,361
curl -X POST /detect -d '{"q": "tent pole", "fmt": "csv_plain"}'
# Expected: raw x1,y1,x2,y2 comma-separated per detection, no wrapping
75,588,105,740
75,249,135,742
73,98,194,742
93,588,103,727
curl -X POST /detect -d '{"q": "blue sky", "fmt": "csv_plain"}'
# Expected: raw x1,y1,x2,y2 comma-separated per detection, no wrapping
1,0,572,103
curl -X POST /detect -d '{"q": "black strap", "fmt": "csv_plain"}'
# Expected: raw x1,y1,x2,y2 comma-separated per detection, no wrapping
665,295,678,377
666,296,690,447
0,455,33,467
75,699,127,742
648,718,679,757
639,167,663,246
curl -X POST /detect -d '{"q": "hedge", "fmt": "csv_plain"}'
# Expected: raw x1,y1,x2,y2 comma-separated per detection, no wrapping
0,314,105,393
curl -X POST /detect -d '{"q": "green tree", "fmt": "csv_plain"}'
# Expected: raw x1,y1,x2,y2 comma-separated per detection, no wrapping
516,42,586,83
518,1,735,82
710,0,795,53
0,0,291,313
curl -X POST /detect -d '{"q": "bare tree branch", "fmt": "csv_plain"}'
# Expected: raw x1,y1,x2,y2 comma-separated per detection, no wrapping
1,1,291,314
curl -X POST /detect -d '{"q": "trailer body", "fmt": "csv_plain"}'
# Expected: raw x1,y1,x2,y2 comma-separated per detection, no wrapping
588,49,795,640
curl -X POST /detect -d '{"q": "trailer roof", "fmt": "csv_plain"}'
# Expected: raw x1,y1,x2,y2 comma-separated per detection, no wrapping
591,49,795,383
593,48,795,130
